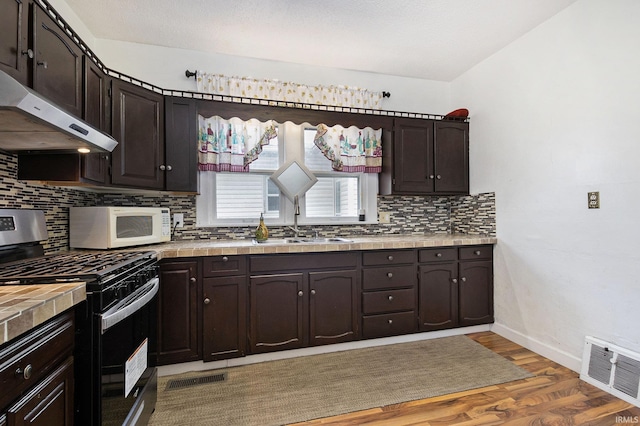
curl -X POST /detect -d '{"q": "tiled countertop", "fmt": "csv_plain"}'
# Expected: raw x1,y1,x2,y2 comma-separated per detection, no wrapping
0,283,86,346
150,234,497,260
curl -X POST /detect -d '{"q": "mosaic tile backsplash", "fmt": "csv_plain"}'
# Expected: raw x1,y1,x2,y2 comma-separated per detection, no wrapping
0,152,495,254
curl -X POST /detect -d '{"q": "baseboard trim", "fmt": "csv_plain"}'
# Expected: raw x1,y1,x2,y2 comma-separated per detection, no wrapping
157,324,492,377
491,322,581,372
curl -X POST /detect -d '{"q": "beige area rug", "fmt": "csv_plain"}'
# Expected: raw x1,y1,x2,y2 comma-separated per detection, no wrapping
148,335,532,426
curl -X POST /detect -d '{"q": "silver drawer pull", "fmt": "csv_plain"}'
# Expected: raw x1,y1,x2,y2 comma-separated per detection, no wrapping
474,250,481,256
452,278,458,284
387,272,393,278
222,256,229,262
388,319,393,324
298,291,304,297
16,364,32,380
388,295,394,301
387,255,394,261
204,298,211,305
436,253,442,257
461,277,467,282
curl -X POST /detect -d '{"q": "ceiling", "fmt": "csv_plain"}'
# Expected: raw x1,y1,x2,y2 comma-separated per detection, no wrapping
63,0,579,82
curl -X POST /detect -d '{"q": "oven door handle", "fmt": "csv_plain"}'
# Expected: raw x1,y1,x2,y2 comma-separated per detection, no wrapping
101,277,159,334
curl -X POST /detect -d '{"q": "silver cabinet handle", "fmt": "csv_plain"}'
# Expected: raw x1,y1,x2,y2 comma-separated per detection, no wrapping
222,256,228,262
159,165,166,171
452,278,458,284
388,319,393,324
429,175,435,179
387,255,394,261
388,295,394,301
436,175,442,179
16,364,32,380
190,277,196,283
436,253,442,257
298,291,303,297
22,49,34,59
204,298,210,305
166,165,173,171
461,277,467,282
387,272,393,278
311,289,316,295
474,250,481,256
36,60,47,69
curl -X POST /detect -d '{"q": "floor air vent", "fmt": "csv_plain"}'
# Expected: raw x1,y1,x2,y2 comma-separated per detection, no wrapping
165,372,227,390
581,336,640,408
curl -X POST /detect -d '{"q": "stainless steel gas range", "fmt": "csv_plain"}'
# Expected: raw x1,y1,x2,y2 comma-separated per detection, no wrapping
0,208,158,426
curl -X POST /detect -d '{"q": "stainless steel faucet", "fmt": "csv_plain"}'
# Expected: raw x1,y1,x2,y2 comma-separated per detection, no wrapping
288,195,301,236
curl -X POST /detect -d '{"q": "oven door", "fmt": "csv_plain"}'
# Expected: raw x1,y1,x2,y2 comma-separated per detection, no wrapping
100,278,158,426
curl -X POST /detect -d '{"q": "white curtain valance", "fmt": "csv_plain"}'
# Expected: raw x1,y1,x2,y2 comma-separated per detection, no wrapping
198,115,277,172
196,72,383,110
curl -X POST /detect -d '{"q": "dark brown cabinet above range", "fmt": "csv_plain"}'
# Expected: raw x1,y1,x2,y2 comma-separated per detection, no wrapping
1,0,30,85
380,118,469,195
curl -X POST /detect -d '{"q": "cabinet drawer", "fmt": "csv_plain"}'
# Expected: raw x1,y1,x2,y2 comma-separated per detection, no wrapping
362,250,415,266
459,246,493,261
250,252,357,273
418,248,457,263
362,311,416,339
362,288,415,315
362,265,416,290
0,312,74,410
202,255,246,277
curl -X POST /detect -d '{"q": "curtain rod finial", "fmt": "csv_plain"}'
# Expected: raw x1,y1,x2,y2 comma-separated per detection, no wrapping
185,70,197,79
382,91,391,98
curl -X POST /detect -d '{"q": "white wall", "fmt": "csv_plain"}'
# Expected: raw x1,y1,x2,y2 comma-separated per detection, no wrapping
92,40,452,115
452,0,640,370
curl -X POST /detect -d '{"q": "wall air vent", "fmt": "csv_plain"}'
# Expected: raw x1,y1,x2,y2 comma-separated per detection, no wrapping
581,336,640,408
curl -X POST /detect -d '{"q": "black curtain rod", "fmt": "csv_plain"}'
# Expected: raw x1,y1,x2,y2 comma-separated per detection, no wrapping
184,70,390,98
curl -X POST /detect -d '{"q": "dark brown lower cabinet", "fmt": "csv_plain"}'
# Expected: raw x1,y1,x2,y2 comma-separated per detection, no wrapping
0,311,75,426
157,260,200,365
418,245,493,330
202,275,247,361
418,262,458,331
249,252,360,354
458,260,494,326
4,357,74,426
249,273,305,353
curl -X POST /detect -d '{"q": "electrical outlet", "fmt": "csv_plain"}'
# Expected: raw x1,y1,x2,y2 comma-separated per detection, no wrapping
379,212,391,223
588,192,600,209
173,213,184,228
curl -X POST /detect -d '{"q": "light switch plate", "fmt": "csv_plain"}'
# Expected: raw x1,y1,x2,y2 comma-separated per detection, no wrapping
588,192,600,209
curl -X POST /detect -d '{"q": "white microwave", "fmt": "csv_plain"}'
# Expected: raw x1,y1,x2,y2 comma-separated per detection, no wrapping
70,207,171,249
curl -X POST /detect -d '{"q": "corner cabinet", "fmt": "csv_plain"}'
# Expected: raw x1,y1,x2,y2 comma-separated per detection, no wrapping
380,118,469,195
111,79,165,189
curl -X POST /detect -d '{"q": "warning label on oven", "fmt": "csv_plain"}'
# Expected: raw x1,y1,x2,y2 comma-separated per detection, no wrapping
125,338,148,398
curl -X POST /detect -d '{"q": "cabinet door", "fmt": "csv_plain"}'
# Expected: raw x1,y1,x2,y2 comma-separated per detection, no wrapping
249,273,305,353
391,118,434,194
6,356,74,426
111,79,165,189
0,0,30,85
458,260,493,326
418,263,458,331
434,121,469,194
158,261,200,364
33,7,82,117
202,276,247,361
164,97,197,192
81,56,110,184
309,270,359,346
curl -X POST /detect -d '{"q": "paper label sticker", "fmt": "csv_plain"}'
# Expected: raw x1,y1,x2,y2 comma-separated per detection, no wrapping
125,338,148,397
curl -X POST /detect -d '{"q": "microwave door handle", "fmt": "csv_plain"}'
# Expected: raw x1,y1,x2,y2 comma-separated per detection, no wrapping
101,278,159,334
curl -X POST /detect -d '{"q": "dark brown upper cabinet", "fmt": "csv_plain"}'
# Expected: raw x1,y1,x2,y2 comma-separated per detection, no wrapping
81,56,110,184
32,5,82,118
0,0,31,85
110,79,165,189
164,97,198,192
380,118,469,195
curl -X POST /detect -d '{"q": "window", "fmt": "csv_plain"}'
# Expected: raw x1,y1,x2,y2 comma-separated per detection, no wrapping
196,121,378,227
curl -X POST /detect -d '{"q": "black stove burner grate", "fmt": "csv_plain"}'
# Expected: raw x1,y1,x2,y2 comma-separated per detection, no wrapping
0,251,156,285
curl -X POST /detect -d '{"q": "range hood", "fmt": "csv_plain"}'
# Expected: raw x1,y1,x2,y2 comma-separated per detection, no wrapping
0,70,118,153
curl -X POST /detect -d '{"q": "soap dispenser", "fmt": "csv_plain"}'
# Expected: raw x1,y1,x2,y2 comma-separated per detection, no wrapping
255,213,269,242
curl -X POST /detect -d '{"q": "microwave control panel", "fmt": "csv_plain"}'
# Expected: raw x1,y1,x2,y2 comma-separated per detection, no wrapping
162,209,171,236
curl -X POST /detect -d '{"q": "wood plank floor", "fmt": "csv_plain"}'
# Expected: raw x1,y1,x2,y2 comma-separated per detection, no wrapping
291,332,640,425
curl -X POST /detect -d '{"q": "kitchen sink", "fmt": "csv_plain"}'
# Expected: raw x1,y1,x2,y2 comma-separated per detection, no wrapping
252,237,353,245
